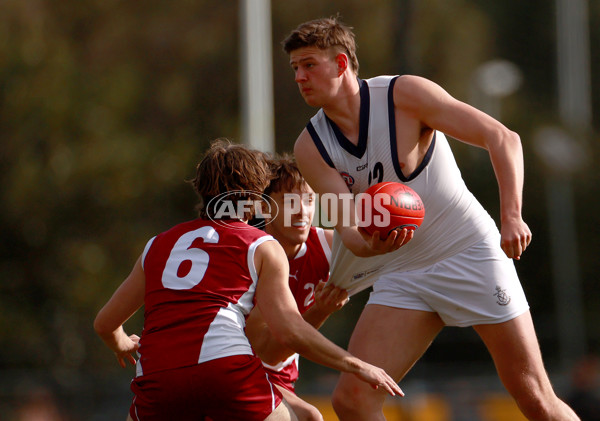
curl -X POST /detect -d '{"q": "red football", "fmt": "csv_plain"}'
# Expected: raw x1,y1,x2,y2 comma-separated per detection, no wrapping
358,181,425,240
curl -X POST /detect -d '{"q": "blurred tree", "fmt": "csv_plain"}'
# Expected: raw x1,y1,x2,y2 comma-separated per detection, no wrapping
0,0,242,375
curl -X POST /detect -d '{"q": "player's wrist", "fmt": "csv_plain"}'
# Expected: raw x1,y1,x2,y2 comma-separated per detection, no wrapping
340,355,363,374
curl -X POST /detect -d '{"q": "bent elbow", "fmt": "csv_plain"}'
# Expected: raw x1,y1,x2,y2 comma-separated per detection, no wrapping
506,129,522,146
271,326,306,354
93,314,113,338
277,330,302,350
93,319,105,337
485,127,522,156
497,127,521,147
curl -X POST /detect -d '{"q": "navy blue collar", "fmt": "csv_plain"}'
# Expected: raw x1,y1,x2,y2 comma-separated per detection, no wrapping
323,78,370,159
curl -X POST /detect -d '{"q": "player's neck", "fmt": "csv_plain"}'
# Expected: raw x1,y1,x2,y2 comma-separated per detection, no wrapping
282,242,303,259
322,75,361,144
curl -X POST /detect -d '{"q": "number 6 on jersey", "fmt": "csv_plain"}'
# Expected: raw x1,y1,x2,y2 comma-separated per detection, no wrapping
162,227,220,290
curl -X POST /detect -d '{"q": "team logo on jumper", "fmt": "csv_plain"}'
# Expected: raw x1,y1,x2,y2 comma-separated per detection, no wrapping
207,190,277,229
340,171,355,189
493,286,511,306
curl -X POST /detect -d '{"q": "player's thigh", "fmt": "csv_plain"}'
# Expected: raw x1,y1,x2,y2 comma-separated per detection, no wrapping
265,399,298,421
474,311,553,395
334,305,443,412
346,304,444,379
276,386,322,421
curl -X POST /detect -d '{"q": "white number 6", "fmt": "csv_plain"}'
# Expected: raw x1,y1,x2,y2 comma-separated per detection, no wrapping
162,227,219,290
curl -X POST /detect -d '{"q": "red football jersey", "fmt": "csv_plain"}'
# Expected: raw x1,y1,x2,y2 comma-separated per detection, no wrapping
136,218,274,377
263,227,331,391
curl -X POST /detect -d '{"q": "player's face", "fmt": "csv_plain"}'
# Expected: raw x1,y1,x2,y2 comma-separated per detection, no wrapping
289,47,340,107
266,186,315,257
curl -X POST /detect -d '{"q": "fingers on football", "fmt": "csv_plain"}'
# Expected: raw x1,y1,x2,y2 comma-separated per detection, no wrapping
389,228,412,249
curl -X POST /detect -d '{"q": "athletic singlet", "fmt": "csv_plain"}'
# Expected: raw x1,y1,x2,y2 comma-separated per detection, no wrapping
307,76,497,295
262,227,331,391
136,219,274,377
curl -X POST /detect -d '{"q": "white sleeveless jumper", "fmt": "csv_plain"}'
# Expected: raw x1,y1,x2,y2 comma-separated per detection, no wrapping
307,76,499,295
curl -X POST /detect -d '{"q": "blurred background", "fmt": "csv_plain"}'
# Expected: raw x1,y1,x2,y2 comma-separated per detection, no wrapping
0,0,598,420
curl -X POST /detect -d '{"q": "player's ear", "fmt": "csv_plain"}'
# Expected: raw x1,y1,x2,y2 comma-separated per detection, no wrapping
335,53,348,76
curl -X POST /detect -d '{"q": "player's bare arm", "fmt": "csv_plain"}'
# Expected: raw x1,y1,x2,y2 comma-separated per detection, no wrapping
254,240,403,396
246,281,349,364
294,131,412,258
245,308,288,365
394,75,531,259
94,255,145,367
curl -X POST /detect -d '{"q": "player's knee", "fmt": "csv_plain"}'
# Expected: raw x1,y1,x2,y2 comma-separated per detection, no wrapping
332,382,370,417
331,393,354,417
332,384,352,415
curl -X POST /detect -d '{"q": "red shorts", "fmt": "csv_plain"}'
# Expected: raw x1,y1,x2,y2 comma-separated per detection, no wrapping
266,370,296,394
129,355,283,421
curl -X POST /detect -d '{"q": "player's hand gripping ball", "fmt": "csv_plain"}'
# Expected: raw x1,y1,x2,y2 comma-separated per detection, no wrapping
359,182,425,240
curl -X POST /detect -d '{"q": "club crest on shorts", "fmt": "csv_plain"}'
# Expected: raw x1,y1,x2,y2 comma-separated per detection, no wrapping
493,286,511,306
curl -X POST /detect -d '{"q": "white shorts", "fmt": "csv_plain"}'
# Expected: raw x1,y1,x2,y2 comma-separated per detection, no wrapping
367,233,530,327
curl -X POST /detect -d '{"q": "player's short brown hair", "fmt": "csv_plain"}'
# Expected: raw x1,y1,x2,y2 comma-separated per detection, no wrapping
190,138,271,220
264,154,310,197
282,16,359,75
